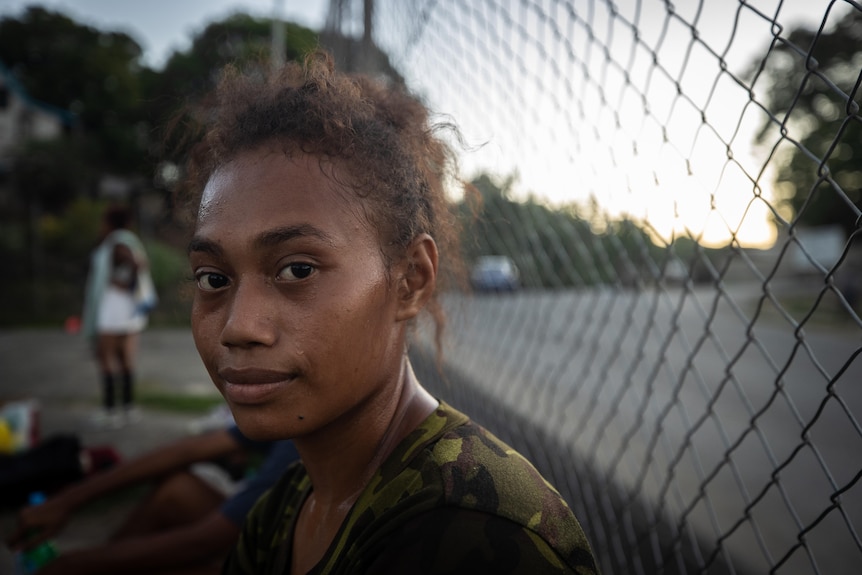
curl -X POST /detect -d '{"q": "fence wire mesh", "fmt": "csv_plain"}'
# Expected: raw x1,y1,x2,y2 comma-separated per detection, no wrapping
325,1,862,573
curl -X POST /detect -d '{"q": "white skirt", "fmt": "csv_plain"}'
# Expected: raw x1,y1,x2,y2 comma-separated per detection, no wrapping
97,285,147,334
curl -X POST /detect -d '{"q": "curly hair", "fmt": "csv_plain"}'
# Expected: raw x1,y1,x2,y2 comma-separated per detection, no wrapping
182,51,469,351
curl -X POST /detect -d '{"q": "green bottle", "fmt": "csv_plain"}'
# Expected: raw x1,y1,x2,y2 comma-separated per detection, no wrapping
19,492,58,574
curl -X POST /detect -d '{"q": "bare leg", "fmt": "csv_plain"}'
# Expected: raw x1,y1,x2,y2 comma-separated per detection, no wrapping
111,470,225,539
119,332,139,372
96,334,127,373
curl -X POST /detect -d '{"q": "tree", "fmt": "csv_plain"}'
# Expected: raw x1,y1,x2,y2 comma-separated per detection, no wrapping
0,7,319,215
140,13,319,195
141,13,318,128
0,6,147,174
10,139,98,213
751,8,862,236
136,13,319,225
461,174,666,288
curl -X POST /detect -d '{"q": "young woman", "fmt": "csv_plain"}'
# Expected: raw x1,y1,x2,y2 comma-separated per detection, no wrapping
184,52,598,574
82,205,157,427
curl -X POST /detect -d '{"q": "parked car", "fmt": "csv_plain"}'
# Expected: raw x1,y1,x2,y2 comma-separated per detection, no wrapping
470,256,520,292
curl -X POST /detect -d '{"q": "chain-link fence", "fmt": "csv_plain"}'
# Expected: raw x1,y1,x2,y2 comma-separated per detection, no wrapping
324,0,862,573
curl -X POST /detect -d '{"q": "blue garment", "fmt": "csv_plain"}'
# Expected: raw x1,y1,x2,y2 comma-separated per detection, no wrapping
221,426,300,527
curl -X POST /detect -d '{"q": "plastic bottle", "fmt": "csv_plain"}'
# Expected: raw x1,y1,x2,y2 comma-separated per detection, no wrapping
14,492,58,574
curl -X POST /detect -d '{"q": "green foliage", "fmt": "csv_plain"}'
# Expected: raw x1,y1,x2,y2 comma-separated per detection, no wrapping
40,196,103,257
752,8,862,235
1,6,320,215
143,237,193,325
154,13,317,99
144,239,188,291
0,6,147,174
141,13,319,152
10,138,99,213
5,198,93,325
461,174,668,289
0,7,143,115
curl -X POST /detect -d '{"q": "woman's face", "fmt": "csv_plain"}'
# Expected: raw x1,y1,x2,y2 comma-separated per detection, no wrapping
189,149,409,441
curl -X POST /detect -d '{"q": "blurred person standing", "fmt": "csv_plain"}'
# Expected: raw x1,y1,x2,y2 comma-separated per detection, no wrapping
81,205,157,428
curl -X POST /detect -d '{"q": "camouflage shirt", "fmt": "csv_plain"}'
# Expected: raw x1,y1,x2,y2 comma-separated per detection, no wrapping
223,401,598,574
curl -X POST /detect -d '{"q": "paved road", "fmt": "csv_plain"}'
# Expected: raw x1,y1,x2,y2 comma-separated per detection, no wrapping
429,285,862,574
0,328,213,404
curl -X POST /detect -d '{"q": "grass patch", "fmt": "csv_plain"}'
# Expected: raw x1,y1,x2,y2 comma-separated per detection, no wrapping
136,390,224,414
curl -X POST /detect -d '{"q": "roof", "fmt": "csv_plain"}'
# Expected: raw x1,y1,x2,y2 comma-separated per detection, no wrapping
0,60,77,126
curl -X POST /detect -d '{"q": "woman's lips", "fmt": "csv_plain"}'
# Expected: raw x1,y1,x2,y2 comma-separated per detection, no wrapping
218,367,296,405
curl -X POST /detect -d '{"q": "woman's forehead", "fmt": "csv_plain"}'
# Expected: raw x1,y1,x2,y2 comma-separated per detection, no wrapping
197,149,377,241
202,150,336,207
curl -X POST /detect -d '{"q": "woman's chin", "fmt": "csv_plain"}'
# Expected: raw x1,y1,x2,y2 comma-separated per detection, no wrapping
229,405,303,442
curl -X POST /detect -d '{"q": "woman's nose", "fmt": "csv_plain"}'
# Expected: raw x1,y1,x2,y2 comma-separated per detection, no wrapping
220,279,278,348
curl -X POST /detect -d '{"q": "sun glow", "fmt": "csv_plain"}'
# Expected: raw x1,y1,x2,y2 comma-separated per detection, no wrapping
399,0,831,253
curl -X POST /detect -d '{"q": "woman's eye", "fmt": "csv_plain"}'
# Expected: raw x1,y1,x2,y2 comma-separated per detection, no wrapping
278,263,315,281
196,272,229,291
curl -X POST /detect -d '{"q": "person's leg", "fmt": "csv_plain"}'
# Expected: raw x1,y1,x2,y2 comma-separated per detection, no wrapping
117,333,139,409
95,334,121,411
110,470,226,539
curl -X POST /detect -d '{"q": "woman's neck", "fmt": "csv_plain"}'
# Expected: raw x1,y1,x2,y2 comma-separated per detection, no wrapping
289,358,438,575
296,357,437,506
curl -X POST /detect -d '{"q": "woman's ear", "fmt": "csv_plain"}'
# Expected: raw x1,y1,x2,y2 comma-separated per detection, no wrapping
395,234,438,322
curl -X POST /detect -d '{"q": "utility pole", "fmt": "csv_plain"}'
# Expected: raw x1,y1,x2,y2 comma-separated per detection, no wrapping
361,0,374,73
271,0,286,71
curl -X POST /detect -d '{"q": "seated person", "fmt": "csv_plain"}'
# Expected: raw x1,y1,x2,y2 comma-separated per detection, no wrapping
7,425,299,574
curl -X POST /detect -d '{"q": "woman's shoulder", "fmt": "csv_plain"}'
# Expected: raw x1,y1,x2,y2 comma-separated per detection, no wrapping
359,401,598,573
425,403,567,511
420,403,596,569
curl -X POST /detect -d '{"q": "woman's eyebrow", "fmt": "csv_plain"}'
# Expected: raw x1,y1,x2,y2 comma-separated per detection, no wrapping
254,224,336,248
187,237,222,256
187,225,335,256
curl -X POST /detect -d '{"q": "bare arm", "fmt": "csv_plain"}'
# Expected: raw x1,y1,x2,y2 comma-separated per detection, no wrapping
33,510,240,575
7,428,242,549
110,242,139,289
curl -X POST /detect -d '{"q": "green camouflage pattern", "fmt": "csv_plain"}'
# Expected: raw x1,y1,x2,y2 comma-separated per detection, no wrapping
224,401,599,574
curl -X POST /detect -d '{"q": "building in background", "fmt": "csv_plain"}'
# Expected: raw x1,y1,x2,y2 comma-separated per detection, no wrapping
0,61,75,175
